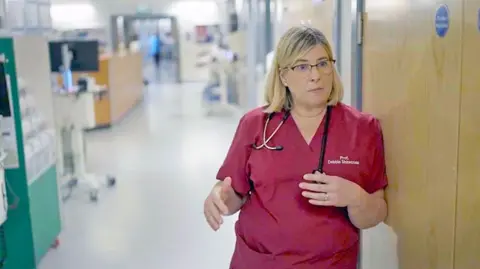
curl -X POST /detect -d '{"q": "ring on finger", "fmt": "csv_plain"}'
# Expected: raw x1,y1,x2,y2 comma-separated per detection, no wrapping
323,193,329,201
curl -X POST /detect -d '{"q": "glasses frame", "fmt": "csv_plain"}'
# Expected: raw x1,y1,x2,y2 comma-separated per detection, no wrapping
286,59,337,76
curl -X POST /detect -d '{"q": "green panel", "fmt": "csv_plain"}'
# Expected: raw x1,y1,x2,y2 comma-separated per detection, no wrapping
29,165,61,264
3,184,36,269
0,37,36,269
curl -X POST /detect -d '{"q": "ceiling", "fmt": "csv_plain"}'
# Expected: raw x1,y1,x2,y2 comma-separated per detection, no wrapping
50,0,216,4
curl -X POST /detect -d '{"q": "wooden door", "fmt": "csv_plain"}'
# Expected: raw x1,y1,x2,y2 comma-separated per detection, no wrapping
454,0,480,268
361,1,463,268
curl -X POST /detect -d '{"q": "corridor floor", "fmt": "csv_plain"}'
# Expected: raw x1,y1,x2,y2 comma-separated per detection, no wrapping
39,83,242,269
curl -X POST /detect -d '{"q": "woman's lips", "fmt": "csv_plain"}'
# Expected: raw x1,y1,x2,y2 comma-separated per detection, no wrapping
308,87,324,92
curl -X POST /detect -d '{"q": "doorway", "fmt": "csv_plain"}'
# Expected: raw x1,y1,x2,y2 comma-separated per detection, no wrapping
351,0,364,110
111,14,181,84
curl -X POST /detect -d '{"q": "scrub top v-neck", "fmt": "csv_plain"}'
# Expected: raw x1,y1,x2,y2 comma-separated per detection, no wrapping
289,111,326,150
216,103,388,269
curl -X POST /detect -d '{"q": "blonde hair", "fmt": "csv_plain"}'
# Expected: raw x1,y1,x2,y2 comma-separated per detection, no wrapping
264,26,344,113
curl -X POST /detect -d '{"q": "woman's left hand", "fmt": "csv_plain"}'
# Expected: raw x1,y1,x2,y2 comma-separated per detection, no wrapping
299,172,367,207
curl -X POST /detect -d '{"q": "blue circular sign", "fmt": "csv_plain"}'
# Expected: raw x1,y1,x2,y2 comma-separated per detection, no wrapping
435,5,450,38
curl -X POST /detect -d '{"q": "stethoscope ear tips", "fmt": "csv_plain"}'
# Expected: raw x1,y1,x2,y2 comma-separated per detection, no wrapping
275,146,283,151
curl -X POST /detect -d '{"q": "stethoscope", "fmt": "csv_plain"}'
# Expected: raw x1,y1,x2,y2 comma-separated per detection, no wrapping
251,112,290,151
252,106,332,173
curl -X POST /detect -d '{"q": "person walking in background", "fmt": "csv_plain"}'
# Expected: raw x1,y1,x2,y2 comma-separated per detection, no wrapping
150,33,163,75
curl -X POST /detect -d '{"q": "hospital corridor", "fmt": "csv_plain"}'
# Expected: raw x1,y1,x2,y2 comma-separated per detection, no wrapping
38,83,240,269
0,0,479,268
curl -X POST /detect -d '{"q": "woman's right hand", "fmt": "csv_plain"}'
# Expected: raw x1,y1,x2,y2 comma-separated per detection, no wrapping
204,177,245,231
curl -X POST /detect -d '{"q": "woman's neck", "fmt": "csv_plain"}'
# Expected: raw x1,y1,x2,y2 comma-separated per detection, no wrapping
291,104,327,118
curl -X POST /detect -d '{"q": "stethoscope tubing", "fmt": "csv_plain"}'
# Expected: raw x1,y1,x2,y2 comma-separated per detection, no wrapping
251,112,289,151
252,107,332,174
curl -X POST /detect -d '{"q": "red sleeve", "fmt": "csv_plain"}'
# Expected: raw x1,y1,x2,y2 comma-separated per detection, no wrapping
364,118,388,194
216,114,253,196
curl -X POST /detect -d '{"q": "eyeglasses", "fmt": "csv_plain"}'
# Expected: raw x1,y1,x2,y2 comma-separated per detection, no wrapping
288,59,336,76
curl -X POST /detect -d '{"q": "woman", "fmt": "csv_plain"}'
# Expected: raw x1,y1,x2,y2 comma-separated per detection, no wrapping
203,26,388,269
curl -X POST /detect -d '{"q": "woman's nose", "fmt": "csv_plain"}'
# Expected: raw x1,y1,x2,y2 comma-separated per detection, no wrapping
310,67,322,80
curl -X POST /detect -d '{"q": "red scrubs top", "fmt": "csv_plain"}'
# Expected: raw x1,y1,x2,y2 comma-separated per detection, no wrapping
217,103,388,269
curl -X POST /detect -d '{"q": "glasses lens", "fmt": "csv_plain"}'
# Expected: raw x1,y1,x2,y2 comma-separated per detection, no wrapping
317,60,333,74
292,60,333,76
292,64,310,73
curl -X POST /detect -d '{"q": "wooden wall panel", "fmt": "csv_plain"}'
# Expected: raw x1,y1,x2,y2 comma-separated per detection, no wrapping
91,58,111,126
108,53,143,123
362,1,463,269
454,0,480,268
92,92,111,127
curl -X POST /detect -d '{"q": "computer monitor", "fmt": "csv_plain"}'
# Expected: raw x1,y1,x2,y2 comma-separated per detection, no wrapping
48,40,99,73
